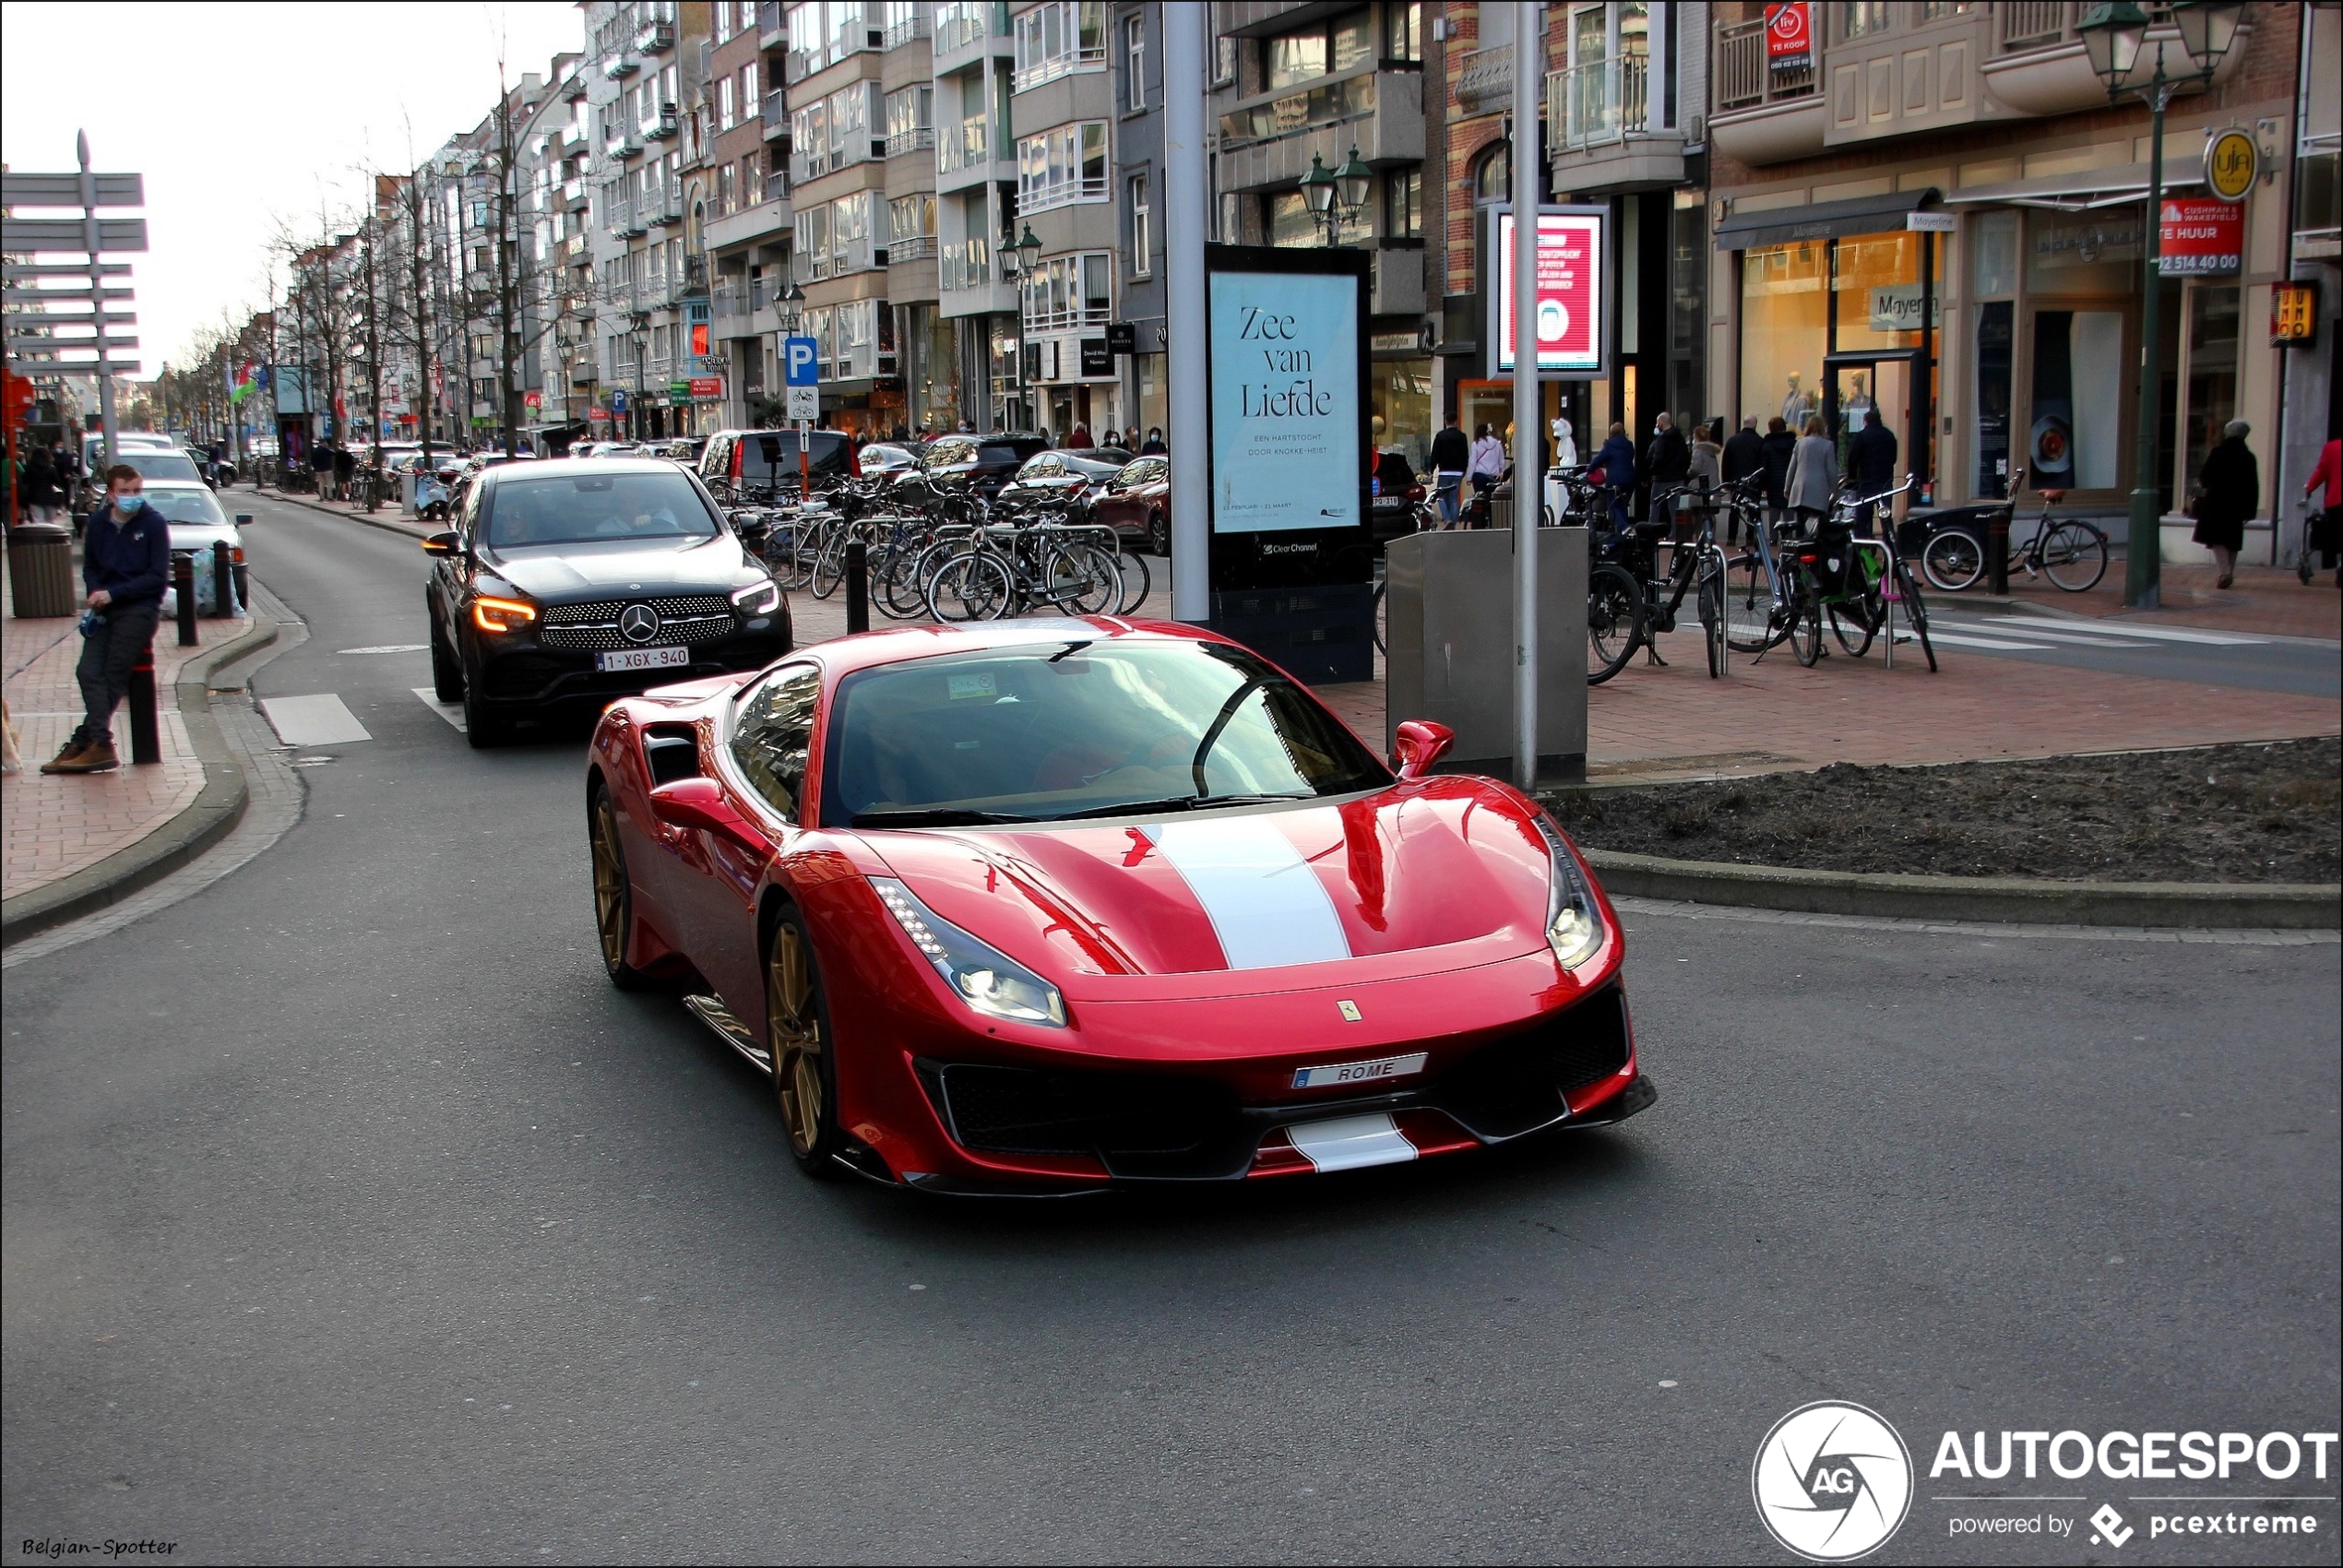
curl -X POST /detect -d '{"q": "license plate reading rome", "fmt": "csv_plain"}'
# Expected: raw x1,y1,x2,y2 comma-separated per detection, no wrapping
597,647,691,672
1292,1051,1429,1088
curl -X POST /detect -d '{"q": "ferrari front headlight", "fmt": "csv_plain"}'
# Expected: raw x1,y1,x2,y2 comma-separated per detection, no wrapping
870,877,1066,1027
1531,814,1609,970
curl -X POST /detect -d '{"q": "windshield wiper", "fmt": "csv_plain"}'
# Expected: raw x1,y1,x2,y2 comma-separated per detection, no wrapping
849,807,1033,828
1053,792,1314,821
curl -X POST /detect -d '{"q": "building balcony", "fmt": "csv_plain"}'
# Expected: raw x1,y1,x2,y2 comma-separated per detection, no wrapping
470,357,498,379
703,194,795,255
1369,246,1424,318
938,117,1012,190
1215,68,1421,196
1980,6,2248,118
757,0,786,51
563,176,589,209
645,105,680,141
635,19,673,54
570,357,599,384
888,232,938,264
1709,17,1823,165
647,193,684,228
1545,57,1689,191
607,129,644,160
1453,45,1521,117
883,10,930,52
934,2,1010,72
886,125,937,159
764,89,790,137
603,50,640,80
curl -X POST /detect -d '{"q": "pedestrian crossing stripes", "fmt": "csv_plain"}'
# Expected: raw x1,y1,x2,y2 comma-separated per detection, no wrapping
1933,616,2265,647
411,687,468,732
257,694,372,747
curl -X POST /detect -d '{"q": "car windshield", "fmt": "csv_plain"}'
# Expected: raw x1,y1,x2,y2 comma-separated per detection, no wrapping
116,449,203,481
823,638,1391,827
483,470,718,549
145,487,228,526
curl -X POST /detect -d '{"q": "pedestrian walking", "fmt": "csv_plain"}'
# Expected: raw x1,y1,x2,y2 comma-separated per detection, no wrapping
1467,422,1506,511
1426,413,1469,526
40,466,170,776
2301,435,2340,588
1846,410,1897,538
1721,416,1765,543
1688,423,1723,493
1066,422,1094,450
23,444,63,524
1785,414,1837,530
333,442,357,505
2190,421,2258,589
1760,417,1796,536
1589,422,1639,539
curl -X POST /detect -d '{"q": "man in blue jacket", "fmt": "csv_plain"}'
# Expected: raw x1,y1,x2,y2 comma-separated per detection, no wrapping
42,465,172,774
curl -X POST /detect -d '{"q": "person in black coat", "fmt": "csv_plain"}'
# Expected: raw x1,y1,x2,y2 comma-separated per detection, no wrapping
23,445,62,523
2191,419,2259,588
1641,412,1689,520
1759,417,1797,533
1845,415,1898,537
1721,416,1766,543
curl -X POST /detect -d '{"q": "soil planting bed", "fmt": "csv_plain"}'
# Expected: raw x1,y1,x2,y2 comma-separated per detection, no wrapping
1546,738,2340,884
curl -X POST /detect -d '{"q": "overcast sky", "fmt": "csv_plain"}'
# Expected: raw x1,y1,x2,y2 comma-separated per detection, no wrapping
2,1,584,377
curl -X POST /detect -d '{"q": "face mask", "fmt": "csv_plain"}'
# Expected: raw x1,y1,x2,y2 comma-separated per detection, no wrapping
113,493,146,514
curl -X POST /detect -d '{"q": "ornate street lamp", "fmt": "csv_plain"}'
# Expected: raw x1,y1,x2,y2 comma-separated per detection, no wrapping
1334,147,1373,219
1014,223,1042,277
1300,152,1338,222
1301,148,1374,244
2076,0,2246,608
778,279,804,334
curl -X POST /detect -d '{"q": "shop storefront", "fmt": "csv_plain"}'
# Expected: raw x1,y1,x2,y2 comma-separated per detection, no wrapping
1370,334,1433,473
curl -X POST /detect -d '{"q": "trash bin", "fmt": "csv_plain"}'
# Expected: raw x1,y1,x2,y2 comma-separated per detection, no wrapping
7,524,77,618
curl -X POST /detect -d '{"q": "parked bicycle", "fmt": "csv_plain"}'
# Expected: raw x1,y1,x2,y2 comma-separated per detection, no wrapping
1919,467,2109,593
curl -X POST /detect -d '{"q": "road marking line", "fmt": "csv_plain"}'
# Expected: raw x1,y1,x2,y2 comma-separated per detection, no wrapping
411,687,468,732
337,644,427,654
1921,631,2061,652
257,694,372,746
1932,622,2154,648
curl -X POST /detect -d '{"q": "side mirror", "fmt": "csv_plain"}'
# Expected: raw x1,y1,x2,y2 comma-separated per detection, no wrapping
420,530,460,556
1392,719,1455,781
648,777,769,852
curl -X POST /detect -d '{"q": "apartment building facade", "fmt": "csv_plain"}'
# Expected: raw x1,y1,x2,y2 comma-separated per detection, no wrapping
705,0,795,430
1705,0,2305,559
933,0,1026,431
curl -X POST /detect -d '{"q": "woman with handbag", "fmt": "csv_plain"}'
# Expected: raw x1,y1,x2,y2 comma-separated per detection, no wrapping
2191,420,2258,589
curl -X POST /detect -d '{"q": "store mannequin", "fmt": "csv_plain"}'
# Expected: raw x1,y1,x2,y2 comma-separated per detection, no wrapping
1844,372,1873,434
1781,373,1815,430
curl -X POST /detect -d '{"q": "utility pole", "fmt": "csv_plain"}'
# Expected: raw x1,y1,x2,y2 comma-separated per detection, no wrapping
496,72,524,457
1162,1,1210,622
79,132,120,459
1511,2,1543,791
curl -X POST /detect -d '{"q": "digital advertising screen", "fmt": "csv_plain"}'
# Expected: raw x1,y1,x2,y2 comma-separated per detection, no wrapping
1207,267,1363,535
1492,207,1609,376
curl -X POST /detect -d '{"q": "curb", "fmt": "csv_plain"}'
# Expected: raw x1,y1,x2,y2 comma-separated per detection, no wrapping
1579,846,2342,930
0,614,282,947
258,488,431,540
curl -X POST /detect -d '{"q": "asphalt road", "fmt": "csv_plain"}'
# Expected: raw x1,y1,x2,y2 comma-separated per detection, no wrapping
5,492,2337,1565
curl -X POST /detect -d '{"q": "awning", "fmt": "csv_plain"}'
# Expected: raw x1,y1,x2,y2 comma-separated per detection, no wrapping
1715,187,1941,251
1940,161,2204,211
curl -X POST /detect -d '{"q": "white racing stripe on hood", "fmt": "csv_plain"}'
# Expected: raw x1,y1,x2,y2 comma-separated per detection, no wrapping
1147,815,1352,970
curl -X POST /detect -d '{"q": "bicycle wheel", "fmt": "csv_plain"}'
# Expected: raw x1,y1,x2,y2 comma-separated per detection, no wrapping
1828,567,1884,657
1787,585,1824,667
1895,558,1939,672
2039,520,2109,592
1724,552,1789,653
1698,558,1728,679
870,541,925,620
1921,529,1985,592
927,550,1015,622
1044,541,1123,617
811,530,854,599
1587,563,1641,685
774,517,821,590
1113,547,1152,614
1373,580,1387,655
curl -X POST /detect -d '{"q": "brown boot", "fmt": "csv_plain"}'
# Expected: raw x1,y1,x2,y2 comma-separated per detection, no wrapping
38,738,90,774
54,740,119,773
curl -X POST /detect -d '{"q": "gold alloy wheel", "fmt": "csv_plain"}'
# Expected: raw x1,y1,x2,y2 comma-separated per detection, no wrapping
767,923,826,1156
590,794,627,973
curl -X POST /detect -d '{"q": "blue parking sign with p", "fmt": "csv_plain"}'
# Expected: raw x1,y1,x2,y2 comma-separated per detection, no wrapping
785,337,818,386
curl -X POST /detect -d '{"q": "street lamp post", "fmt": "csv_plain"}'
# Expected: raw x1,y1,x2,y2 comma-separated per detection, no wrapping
1299,148,1373,244
2077,0,2245,610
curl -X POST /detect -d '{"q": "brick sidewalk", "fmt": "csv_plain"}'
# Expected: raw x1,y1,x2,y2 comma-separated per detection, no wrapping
3,587,248,904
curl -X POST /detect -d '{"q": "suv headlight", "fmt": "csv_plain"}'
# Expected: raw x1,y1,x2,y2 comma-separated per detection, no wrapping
472,594,539,633
1530,814,1609,970
871,877,1066,1027
731,578,780,616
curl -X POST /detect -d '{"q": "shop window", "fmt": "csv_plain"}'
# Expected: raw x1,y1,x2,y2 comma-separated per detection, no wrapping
1740,242,1827,432
1973,302,2014,499
1371,361,1433,473
2028,311,2123,490
1832,231,1931,353
2026,210,2143,297
2181,284,2241,501
1970,211,2018,299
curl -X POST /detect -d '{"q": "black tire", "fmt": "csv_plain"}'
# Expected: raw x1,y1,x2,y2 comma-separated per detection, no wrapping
460,654,510,748
1587,563,1640,684
1372,580,1386,655
429,604,465,702
1788,588,1824,667
1921,529,1984,592
1148,510,1170,558
2039,520,2109,592
1896,560,1939,672
1829,567,1884,657
765,909,844,1179
589,782,658,990
1725,552,1789,653
1698,562,1727,678
1115,548,1152,613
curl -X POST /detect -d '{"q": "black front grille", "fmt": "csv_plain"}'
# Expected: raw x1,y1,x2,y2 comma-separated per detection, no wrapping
1433,986,1632,1141
919,1061,1251,1180
541,595,737,650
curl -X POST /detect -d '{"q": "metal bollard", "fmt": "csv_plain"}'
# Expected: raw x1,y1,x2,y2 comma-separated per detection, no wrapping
1988,509,2010,595
173,553,198,646
845,538,870,634
126,640,161,765
211,540,236,617
233,560,250,614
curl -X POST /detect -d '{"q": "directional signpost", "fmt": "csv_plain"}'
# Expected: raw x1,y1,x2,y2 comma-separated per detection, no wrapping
1,133,146,467
784,336,818,500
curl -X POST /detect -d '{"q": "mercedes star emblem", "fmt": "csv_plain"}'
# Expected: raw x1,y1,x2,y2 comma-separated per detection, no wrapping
618,603,660,644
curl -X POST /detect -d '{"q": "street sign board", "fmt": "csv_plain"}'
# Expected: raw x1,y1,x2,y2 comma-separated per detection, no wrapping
1106,322,1136,355
784,335,819,420
1079,338,1113,376
2204,127,2258,202
2271,279,2320,344
689,375,724,399
612,389,628,415
1490,206,1609,375
0,218,148,253
2159,198,2243,275
0,172,144,208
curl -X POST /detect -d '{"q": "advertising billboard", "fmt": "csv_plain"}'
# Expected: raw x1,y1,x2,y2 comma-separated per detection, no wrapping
2158,198,2243,276
1207,264,1363,535
1491,207,1608,375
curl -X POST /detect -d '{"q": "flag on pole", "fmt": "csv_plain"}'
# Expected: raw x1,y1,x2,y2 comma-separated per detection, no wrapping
230,362,256,404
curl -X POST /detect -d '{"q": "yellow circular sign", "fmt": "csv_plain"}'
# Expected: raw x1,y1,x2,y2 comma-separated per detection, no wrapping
2205,128,2257,203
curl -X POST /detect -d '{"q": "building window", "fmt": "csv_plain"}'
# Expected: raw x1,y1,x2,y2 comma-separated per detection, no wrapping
1386,2,1422,63
1124,14,1147,110
1013,1,1107,91
1219,190,1243,244
1129,173,1150,275
1473,142,1510,203
1839,2,1894,40
1017,121,1109,211
1265,30,1325,89
1386,166,1422,239
886,83,934,154
719,77,736,132
890,191,937,244
1020,251,1112,332
1213,35,1239,88
718,161,737,217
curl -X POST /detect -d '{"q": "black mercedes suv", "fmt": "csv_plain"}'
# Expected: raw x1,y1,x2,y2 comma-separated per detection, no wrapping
423,459,791,747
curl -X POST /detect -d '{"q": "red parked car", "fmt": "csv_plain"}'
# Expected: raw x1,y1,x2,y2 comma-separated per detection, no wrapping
585,616,1651,1194
1088,456,1172,555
